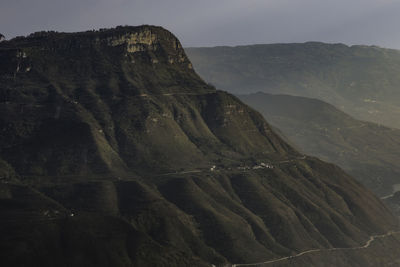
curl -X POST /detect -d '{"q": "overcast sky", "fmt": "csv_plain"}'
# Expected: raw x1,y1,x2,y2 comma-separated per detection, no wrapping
2,0,400,48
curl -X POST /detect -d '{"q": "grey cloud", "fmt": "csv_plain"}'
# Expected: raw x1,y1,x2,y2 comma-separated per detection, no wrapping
1,0,400,48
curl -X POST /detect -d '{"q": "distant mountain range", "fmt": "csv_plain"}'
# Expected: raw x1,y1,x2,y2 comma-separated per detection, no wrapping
186,43,400,129
1,27,400,266
238,92,400,197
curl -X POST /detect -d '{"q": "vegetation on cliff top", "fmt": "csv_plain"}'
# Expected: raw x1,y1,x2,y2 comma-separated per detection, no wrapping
0,27,399,266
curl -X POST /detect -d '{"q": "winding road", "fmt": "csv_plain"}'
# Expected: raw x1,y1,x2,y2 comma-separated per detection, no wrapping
155,155,308,177
232,231,400,266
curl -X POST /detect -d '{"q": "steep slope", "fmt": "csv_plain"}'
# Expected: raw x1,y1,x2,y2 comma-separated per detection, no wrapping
0,27,293,179
239,92,400,197
186,43,400,129
0,26,399,266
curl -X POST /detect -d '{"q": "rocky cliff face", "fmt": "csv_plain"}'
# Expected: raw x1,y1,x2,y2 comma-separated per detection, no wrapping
0,26,293,178
0,26,399,267
1,26,192,84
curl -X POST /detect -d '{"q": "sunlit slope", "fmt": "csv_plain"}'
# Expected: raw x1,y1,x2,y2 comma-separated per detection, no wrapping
239,92,400,197
0,27,398,266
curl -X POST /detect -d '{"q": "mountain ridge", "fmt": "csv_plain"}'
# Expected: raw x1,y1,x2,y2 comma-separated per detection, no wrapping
238,92,400,197
187,41,395,51
186,42,400,129
0,26,399,266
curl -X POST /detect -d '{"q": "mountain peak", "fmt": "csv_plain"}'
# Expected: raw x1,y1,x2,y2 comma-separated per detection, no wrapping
1,26,400,267
1,25,193,74
0,25,202,98
8,25,176,47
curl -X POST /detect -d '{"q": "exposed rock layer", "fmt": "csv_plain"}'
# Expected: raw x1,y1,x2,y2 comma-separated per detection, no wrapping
0,26,398,267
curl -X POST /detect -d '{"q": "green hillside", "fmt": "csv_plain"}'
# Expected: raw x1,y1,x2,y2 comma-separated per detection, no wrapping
239,93,400,197
186,43,400,129
0,27,399,266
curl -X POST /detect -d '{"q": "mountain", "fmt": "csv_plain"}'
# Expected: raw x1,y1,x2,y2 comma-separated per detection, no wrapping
186,43,400,129
0,26,399,267
238,92,400,197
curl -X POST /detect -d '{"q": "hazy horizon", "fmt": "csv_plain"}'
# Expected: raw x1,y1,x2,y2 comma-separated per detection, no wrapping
2,0,400,49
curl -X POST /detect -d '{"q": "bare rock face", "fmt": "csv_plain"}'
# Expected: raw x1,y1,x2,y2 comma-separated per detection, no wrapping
0,26,399,267
0,34,4,42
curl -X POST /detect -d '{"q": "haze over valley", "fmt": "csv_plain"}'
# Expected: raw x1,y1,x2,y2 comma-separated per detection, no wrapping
2,0,400,266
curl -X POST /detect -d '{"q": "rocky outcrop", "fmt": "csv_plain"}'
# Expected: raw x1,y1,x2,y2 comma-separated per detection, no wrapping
0,26,398,267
